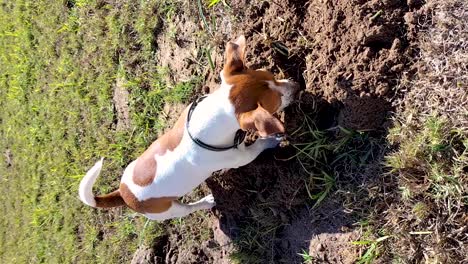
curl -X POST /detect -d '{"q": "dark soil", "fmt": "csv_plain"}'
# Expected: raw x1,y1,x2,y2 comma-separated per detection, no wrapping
133,0,426,263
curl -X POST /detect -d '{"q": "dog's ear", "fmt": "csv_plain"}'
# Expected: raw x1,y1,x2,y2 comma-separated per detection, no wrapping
223,35,246,75
239,104,284,137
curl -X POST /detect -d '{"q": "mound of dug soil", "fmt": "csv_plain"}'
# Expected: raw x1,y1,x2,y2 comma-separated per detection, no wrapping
134,0,426,263
224,0,422,131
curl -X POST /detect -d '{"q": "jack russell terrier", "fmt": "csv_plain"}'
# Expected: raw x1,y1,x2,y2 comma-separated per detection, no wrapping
79,36,300,221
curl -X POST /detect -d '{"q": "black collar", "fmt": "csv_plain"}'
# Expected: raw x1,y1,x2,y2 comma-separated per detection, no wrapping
186,96,246,152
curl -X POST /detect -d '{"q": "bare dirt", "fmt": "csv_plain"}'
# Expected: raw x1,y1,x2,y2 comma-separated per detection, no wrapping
156,15,201,86
113,77,131,131
131,0,427,263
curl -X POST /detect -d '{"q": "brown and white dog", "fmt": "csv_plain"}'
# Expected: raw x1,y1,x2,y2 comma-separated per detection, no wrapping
79,36,299,221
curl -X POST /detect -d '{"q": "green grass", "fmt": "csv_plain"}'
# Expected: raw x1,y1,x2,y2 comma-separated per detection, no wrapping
0,0,199,262
387,115,466,205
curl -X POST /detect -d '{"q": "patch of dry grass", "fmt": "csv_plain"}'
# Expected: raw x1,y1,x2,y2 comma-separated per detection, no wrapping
380,0,468,262
399,1,468,127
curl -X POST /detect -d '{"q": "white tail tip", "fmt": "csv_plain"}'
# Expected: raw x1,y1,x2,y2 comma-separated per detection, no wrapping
78,158,104,207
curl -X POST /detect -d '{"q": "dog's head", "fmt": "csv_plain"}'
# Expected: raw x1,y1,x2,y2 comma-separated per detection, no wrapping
221,36,300,137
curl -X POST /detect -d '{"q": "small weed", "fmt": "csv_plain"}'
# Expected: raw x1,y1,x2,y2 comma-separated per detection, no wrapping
352,235,390,264
298,249,314,263
207,0,222,8
204,47,216,71
370,10,383,20
303,170,335,208
400,186,412,201
197,0,213,36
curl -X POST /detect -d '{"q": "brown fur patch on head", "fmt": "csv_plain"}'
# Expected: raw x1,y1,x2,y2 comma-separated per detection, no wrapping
226,70,284,136
227,70,282,112
119,183,175,214
223,36,284,136
132,107,189,186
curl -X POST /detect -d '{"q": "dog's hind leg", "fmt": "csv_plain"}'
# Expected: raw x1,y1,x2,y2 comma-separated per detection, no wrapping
145,194,216,221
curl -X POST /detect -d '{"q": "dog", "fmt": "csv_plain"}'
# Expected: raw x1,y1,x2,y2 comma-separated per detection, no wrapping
78,36,300,221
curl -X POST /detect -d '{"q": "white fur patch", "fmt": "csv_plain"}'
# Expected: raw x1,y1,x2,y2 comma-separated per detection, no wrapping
266,80,295,111
78,158,104,207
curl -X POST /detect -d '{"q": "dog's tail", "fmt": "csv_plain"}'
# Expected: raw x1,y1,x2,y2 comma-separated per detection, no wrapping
79,158,126,208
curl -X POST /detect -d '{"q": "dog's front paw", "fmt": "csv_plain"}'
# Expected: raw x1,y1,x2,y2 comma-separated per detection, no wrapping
257,137,281,149
201,194,216,209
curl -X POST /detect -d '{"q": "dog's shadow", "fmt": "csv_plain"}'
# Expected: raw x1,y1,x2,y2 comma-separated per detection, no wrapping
205,91,390,263
204,93,350,262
